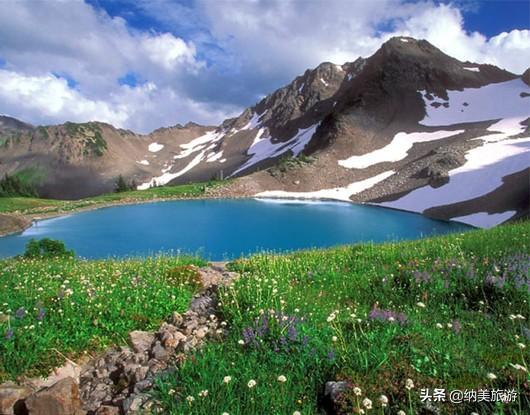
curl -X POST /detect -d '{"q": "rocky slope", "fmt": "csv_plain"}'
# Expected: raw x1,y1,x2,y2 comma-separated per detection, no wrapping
1,37,528,226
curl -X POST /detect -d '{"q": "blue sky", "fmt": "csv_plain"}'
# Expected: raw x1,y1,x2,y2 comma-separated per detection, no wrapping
0,0,528,133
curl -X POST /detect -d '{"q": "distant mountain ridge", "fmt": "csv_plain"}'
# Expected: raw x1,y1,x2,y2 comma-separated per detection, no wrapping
1,37,528,227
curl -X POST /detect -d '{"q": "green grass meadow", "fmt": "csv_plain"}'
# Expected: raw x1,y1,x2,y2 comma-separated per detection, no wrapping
0,255,206,381
0,180,225,217
153,221,529,414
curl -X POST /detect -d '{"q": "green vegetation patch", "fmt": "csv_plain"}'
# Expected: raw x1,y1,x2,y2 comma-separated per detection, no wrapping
0,173,38,198
64,122,108,157
154,221,530,414
268,154,316,178
0,252,206,381
0,180,226,216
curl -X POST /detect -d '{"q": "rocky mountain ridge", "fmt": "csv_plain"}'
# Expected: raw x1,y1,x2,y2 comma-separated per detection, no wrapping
1,37,528,227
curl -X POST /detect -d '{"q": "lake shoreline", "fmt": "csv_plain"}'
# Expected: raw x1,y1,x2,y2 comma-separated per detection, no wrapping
0,190,477,239
0,192,250,237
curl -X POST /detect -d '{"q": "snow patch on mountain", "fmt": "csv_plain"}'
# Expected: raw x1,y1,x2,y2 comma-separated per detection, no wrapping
231,123,320,176
255,170,395,202
136,160,149,166
484,117,528,139
338,129,464,169
420,79,530,126
376,136,530,226
463,67,480,72
148,142,164,152
174,130,223,160
138,151,205,190
242,112,262,130
206,151,223,163
452,211,516,228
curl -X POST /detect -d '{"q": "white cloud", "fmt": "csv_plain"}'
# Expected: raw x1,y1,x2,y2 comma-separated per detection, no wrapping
0,69,128,127
198,0,530,76
141,33,201,71
0,0,229,132
396,4,530,73
0,0,528,133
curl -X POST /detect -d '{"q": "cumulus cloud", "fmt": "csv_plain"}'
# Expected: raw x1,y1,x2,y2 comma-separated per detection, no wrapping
0,69,128,126
0,0,226,132
0,0,528,133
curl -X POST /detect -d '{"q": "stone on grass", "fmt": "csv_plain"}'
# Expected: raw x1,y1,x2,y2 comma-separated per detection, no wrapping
25,377,84,415
0,382,32,415
127,331,154,354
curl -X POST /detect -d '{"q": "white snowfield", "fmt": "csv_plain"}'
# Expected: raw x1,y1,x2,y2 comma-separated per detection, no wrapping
255,170,395,202
231,123,320,176
206,151,223,163
463,67,480,72
338,129,463,169
174,130,224,160
373,78,530,228
377,137,530,227
452,211,517,228
136,160,149,166
420,78,529,126
148,142,164,152
137,151,205,190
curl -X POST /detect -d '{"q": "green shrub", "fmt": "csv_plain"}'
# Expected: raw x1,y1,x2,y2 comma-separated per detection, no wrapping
114,175,137,192
24,238,75,259
0,173,38,197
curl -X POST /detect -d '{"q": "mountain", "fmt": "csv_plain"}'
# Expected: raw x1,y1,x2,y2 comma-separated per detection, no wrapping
1,37,528,227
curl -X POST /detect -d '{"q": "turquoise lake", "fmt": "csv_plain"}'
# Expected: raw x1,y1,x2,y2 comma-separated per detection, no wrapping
0,199,471,260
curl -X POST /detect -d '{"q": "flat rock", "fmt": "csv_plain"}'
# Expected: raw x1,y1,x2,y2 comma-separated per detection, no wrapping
25,377,85,415
24,360,81,390
127,331,154,354
0,382,32,415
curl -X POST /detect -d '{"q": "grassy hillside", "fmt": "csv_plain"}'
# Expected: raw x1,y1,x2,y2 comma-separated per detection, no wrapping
153,221,529,414
0,180,225,217
0,255,206,381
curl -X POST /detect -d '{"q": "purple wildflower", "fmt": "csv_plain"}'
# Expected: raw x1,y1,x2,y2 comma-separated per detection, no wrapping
413,271,431,284
5,328,14,340
242,327,258,347
287,325,298,341
327,350,335,361
368,307,407,326
15,307,26,319
37,307,46,321
495,276,506,289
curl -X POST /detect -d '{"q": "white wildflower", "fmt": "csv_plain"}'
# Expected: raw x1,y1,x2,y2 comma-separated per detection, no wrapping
405,378,414,390
362,398,372,409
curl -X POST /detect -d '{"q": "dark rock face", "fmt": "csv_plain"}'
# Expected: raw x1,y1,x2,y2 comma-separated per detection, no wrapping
522,68,530,86
415,148,467,188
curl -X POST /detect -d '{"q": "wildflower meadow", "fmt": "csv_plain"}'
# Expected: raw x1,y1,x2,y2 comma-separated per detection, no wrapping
153,221,529,414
